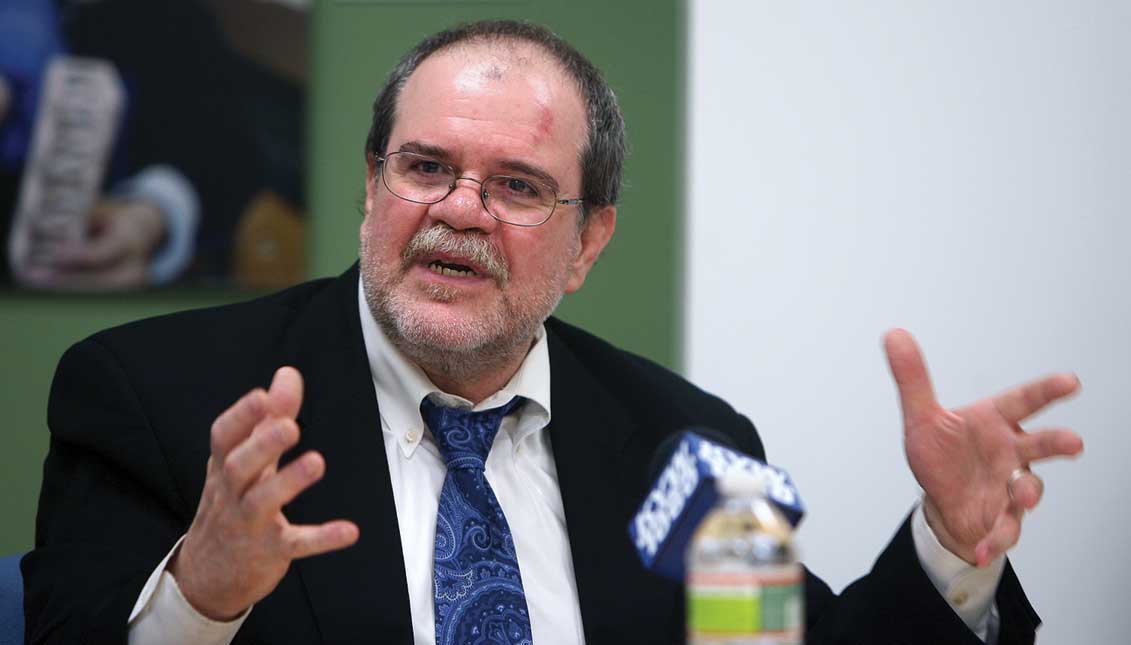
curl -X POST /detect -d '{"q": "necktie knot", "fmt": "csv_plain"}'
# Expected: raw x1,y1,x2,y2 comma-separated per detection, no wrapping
420,396,524,470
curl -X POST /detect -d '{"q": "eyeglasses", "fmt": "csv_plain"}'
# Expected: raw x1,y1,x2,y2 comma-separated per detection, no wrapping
375,151,583,227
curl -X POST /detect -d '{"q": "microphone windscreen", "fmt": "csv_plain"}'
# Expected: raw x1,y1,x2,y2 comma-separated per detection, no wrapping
645,426,741,484
629,429,804,581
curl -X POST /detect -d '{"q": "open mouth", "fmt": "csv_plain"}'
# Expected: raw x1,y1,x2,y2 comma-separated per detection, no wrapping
427,259,478,278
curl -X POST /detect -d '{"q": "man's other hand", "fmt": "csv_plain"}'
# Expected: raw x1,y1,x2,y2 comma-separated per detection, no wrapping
169,367,360,621
884,329,1083,567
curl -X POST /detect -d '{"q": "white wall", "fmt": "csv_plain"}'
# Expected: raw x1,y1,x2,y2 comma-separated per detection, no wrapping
685,2,1128,643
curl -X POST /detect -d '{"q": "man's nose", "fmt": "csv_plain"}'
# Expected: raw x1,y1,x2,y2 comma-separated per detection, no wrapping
428,176,498,233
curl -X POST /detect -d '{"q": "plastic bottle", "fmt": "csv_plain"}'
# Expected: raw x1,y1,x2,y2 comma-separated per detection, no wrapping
686,469,804,644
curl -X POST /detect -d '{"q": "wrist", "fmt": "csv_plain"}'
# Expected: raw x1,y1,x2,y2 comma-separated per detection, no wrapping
167,536,246,622
921,496,978,566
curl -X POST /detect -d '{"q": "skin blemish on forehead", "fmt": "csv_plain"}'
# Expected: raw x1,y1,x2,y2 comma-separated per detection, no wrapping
453,60,509,92
482,63,505,81
397,43,588,182
536,104,554,140
447,54,559,145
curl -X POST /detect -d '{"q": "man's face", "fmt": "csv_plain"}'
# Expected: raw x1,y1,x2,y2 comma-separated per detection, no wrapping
360,44,613,366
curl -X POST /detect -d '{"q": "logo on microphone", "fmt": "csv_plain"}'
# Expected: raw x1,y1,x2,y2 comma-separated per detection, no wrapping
629,431,805,580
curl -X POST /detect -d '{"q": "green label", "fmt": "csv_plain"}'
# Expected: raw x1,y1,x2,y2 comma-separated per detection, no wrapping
687,577,802,641
689,590,761,633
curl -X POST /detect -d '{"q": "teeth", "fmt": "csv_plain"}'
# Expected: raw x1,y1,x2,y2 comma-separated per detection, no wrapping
428,261,475,278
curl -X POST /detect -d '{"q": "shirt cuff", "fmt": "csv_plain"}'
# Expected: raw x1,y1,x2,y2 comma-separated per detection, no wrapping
911,502,1005,642
128,535,251,645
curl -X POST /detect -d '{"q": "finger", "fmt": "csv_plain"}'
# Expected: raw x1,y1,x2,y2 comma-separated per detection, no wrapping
1008,471,1045,510
210,389,270,460
282,521,360,560
883,328,940,423
222,418,300,495
54,229,130,269
50,202,114,268
267,367,304,420
1016,428,1084,463
255,462,278,485
993,373,1080,423
243,452,324,516
88,200,122,227
974,507,1023,567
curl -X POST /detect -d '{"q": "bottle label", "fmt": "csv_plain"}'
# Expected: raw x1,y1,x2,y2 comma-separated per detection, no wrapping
688,566,802,644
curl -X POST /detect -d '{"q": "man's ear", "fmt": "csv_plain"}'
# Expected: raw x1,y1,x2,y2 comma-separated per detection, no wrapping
565,205,616,294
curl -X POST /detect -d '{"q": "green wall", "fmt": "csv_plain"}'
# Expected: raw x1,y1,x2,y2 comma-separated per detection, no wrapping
0,0,684,554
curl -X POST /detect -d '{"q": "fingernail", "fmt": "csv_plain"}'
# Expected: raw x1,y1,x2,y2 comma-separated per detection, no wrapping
303,453,321,475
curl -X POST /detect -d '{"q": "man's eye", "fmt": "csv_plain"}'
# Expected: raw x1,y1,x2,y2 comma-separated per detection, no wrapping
413,161,443,174
504,177,539,197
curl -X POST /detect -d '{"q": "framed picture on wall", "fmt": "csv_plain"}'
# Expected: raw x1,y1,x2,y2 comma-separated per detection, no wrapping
0,0,309,291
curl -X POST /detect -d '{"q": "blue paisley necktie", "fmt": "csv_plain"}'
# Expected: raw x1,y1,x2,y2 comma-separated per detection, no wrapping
420,396,533,645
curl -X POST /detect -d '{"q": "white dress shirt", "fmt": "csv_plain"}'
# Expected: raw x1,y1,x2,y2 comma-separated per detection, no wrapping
127,276,1002,643
356,282,585,645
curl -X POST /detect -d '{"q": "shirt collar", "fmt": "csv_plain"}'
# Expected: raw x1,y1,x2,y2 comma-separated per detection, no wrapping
357,277,552,458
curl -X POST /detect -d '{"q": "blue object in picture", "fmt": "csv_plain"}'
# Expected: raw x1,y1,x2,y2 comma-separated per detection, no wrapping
0,553,25,644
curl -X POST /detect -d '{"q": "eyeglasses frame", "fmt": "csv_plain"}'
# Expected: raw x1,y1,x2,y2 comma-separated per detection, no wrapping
374,151,584,227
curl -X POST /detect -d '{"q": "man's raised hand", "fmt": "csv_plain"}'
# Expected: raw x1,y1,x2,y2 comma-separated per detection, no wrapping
883,329,1083,567
169,367,359,620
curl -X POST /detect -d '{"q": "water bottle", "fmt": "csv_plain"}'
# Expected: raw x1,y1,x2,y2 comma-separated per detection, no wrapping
686,469,804,644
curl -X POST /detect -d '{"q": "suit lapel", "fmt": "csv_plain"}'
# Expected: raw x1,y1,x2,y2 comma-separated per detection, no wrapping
546,326,682,643
282,266,413,643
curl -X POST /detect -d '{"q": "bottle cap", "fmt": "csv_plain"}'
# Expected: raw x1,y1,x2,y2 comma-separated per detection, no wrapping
716,468,766,497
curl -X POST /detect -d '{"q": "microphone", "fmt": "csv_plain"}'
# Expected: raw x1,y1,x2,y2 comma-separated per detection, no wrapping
628,429,804,581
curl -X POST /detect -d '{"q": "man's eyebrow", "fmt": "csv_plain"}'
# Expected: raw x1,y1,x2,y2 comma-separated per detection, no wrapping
397,142,562,192
498,160,560,192
398,141,451,159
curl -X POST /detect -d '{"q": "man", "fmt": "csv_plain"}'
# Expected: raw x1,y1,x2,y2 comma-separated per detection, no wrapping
23,20,1082,645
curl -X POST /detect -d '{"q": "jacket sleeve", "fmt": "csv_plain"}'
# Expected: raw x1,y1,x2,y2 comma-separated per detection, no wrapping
800,512,1039,645
22,337,189,645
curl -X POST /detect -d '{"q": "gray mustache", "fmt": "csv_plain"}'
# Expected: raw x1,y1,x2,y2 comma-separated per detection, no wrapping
401,225,510,284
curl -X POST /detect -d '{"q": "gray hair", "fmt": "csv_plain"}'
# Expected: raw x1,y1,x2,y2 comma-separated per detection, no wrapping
364,20,626,218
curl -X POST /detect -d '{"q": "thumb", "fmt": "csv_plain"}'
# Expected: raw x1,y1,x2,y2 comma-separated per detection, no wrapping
268,366,304,420
883,328,940,423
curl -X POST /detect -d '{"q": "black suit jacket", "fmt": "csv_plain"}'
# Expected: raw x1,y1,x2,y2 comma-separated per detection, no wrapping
23,266,1040,644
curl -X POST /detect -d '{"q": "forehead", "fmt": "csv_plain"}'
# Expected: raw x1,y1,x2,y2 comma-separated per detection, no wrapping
390,42,588,180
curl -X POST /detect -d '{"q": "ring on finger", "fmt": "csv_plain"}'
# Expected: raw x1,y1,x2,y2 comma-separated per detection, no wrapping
1006,467,1029,503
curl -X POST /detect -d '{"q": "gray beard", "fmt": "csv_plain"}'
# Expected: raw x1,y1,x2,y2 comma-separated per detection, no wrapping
359,228,570,386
